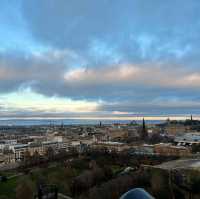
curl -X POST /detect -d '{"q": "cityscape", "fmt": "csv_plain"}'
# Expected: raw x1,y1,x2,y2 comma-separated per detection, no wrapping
1,118,200,199
1,0,200,199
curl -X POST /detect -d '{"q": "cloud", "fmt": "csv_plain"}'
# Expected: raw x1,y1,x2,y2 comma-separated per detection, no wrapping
0,49,200,107
64,64,140,83
20,0,200,65
1,0,200,116
0,89,99,113
0,49,81,94
63,63,200,90
1,48,200,116
0,51,188,94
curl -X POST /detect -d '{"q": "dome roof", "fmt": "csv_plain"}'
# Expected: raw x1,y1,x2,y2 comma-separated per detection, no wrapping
120,188,154,199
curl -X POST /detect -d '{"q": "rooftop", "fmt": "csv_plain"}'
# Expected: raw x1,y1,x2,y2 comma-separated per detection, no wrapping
153,159,200,170
175,133,200,143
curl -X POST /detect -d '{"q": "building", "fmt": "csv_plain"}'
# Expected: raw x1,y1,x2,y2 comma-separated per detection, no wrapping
10,144,29,161
107,128,129,141
1,140,67,163
154,143,191,156
174,132,200,146
164,124,188,136
91,141,130,152
133,144,154,155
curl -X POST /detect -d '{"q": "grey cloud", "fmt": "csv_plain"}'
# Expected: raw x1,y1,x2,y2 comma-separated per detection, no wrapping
1,0,200,116
1,49,200,115
0,49,78,94
0,50,200,103
20,0,200,65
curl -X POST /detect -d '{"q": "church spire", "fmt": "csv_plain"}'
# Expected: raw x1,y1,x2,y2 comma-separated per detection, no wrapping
142,118,146,130
140,118,148,140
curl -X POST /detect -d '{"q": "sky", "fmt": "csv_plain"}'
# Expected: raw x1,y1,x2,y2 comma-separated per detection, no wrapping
0,0,200,119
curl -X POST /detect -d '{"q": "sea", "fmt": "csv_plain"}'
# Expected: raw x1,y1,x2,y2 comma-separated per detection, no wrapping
0,118,164,126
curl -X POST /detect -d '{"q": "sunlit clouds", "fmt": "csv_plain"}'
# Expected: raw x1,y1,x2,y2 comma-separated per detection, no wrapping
63,63,200,89
0,89,100,114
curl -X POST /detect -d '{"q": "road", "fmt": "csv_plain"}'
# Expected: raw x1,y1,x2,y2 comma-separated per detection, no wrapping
7,173,24,179
58,193,73,199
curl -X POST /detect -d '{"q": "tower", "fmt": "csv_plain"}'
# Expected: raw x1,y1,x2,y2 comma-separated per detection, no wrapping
142,118,146,131
140,118,148,140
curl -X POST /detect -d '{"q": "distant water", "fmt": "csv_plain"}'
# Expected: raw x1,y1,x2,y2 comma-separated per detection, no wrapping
0,118,164,126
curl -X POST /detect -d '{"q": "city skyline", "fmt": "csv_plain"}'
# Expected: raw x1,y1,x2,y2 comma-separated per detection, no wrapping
1,0,200,118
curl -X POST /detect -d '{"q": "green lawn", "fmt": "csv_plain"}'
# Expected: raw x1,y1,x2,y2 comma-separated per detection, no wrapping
0,177,18,199
0,170,19,177
111,165,125,174
0,161,118,198
0,163,80,199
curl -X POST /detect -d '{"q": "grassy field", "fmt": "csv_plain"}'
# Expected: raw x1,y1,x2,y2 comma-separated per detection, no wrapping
0,163,81,199
0,161,125,199
0,177,18,199
0,169,19,177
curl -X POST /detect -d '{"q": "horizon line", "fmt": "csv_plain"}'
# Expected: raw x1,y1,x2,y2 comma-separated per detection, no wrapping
0,116,197,121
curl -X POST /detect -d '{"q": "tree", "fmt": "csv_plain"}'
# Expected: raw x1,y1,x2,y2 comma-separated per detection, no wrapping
0,196,10,199
89,160,98,170
16,180,34,199
57,148,67,160
192,144,200,153
189,171,200,197
23,150,32,167
46,146,55,161
71,166,106,196
32,151,41,165
151,170,170,199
